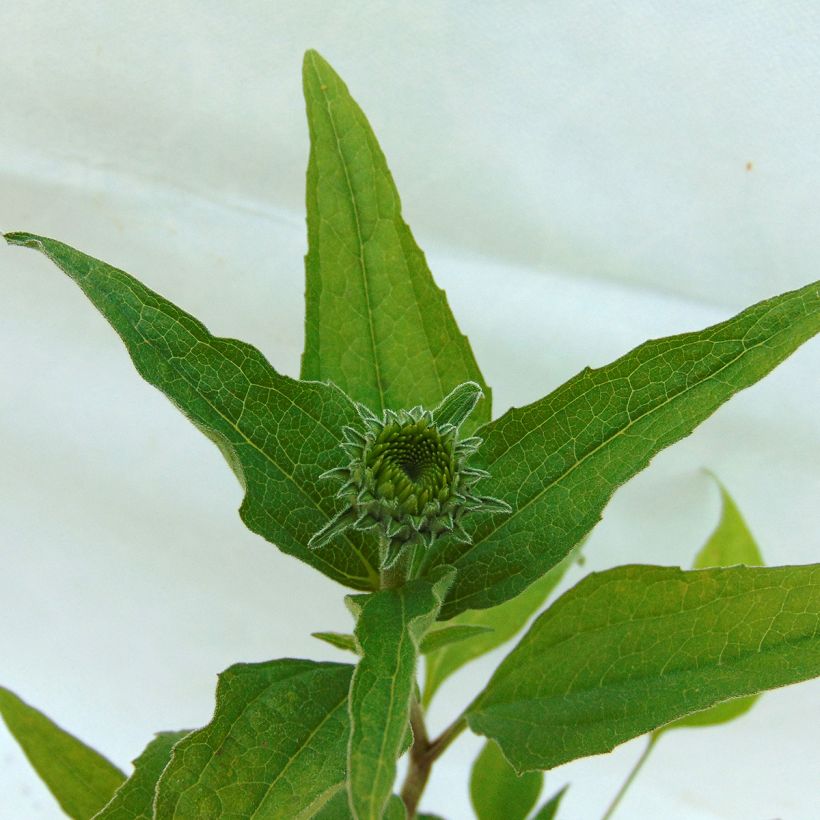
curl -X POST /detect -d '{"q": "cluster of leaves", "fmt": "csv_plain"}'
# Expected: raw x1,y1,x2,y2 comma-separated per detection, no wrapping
2,50,819,819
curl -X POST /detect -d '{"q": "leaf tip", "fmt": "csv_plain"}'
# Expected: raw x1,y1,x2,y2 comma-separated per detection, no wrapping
4,231,42,249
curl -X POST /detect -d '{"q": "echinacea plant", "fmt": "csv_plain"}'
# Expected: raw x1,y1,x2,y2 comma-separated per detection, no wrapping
2,49,819,820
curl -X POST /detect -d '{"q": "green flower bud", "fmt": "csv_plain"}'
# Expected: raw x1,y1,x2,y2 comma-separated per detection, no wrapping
309,382,511,570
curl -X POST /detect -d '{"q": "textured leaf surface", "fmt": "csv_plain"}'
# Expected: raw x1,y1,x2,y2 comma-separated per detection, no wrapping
657,480,764,733
94,731,188,819
0,686,125,819
467,564,820,771
313,791,406,819
5,232,380,590
426,281,820,617
301,50,490,431
423,547,578,706
347,569,454,819
313,624,491,658
154,659,353,819
469,740,542,820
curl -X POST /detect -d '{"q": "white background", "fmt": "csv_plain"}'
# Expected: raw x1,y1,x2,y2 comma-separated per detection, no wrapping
1,2,818,818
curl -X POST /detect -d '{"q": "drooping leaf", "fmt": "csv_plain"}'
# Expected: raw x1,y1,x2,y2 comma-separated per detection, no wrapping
423,546,580,707
469,740,543,820
656,478,764,734
154,659,353,819
301,50,490,432
94,731,188,819
530,784,568,820
313,624,492,658
467,563,820,771
4,232,380,590
425,281,820,617
0,685,125,819
347,568,455,819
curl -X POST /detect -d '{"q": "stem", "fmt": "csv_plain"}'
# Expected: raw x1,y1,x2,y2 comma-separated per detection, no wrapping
400,699,467,817
379,538,413,588
599,734,658,820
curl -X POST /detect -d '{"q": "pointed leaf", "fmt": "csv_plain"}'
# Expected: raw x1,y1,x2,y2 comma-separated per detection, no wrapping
423,547,579,707
5,232,380,590
347,568,455,819
426,281,820,617
469,740,542,820
0,686,125,819
301,50,490,430
467,564,820,771
313,631,360,654
657,479,764,734
154,659,353,819
419,624,494,654
94,731,188,819
431,382,484,431
530,785,569,820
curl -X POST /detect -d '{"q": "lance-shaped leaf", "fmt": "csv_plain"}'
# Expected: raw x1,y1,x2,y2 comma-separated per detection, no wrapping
0,685,125,819
469,740,543,820
423,546,580,707
466,563,820,771
301,50,490,431
154,659,352,819
425,280,820,617
4,232,380,590
313,623,492,657
656,478,764,734
94,731,188,819
530,785,568,820
347,568,455,819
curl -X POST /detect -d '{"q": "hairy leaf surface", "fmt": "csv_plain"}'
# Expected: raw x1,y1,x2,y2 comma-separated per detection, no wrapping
426,281,820,617
5,232,380,590
469,740,542,820
467,564,820,771
94,731,188,819
347,569,454,819
301,50,490,430
0,686,124,819
155,659,352,819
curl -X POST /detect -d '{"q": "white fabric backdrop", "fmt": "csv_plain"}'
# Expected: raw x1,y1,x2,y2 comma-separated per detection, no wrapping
1,2,818,818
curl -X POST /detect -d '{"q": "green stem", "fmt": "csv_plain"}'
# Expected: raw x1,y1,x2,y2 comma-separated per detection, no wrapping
379,538,414,588
600,734,659,820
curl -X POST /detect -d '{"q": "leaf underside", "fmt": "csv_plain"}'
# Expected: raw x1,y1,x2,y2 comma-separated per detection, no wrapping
467,563,820,772
301,50,490,433
424,280,820,618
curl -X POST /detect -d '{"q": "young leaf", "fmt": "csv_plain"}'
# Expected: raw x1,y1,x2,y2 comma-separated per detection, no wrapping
94,731,188,820
301,50,491,431
469,740,543,820
530,784,569,820
313,631,360,654
0,686,125,819
425,280,820,617
346,568,455,819
4,232,380,590
656,478,764,734
467,563,820,772
315,624,492,658
154,659,353,819
423,546,579,707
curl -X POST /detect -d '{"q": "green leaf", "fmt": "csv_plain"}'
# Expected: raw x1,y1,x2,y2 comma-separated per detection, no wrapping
312,791,406,819
423,547,579,707
154,659,353,819
467,563,820,772
314,624,492,657
469,740,543,820
301,50,490,431
313,631,359,654
347,568,455,819
530,785,568,820
425,281,820,617
656,478,764,734
0,685,125,819
4,232,380,591
94,731,188,819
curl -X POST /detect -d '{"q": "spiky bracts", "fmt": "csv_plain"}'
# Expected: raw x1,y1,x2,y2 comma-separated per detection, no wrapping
309,382,510,571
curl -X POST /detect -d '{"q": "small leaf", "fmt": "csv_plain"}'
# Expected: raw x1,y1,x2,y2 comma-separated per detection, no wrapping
467,564,820,771
423,547,579,707
469,740,543,820
530,784,569,820
5,232,381,591
301,50,490,432
313,631,359,654
347,568,455,819
657,478,764,734
94,731,188,819
419,624,494,654
154,659,353,819
426,280,820,617
431,382,484,431
0,686,125,819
